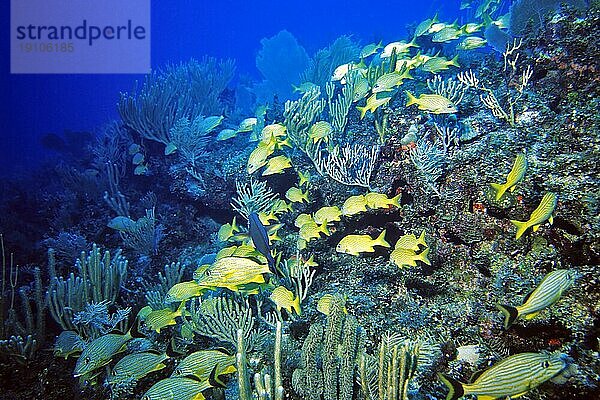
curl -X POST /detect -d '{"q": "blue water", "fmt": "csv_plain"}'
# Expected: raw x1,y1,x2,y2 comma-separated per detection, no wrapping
0,0,453,177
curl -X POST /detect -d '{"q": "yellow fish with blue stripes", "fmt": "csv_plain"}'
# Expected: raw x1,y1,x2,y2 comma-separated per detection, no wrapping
497,269,576,329
107,351,168,386
439,351,571,400
142,376,212,400
511,192,558,239
490,153,527,201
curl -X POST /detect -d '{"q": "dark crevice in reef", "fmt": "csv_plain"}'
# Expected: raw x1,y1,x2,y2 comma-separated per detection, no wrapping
405,278,445,297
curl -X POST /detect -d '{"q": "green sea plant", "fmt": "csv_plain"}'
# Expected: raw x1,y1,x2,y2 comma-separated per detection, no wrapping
0,237,48,363
48,244,128,337
292,296,365,400
119,57,235,149
357,334,421,400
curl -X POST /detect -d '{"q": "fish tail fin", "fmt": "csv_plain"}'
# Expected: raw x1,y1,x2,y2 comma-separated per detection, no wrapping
432,12,439,24
511,219,529,239
405,91,418,107
292,84,299,92
401,68,414,80
490,182,507,201
418,247,431,265
390,193,402,208
496,303,519,329
375,229,390,248
437,373,465,400
449,54,460,67
319,222,330,236
357,105,368,120
417,229,427,247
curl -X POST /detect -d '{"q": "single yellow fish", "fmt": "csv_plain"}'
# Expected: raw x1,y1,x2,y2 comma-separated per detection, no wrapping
295,213,314,228
247,141,275,174
270,285,301,315
196,256,270,291
406,91,457,114
74,330,132,377
237,117,258,133
217,217,240,242
336,230,390,256
394,230,427,251
357,92,393,119
309,121,333,144
262,155,292,176
145,301,187,333
364,192,401,210
439,352,570,400
299,221,330,242
165,281,206,303
317,294,347,316
390,247,430,269
142,376,211,400
172,349,236,383
108,351,168,386
341,195,368,216
490,153,527,201
286,186,309,203
511,192,558,239
313,206,342,225
497,269,576,329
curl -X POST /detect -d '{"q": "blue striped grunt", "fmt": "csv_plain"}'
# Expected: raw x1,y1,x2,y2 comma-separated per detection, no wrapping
490,153,527,201
497,269,576,329
439,351,570,400
511,192,558,239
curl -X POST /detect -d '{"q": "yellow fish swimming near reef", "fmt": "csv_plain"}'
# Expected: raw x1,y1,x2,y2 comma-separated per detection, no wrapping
165,281,206,303
341,194,368,216
171,349,236,382
54,330,84,359
295,213,314,228
270,285,301,315
364,192,401,210
262,155,292,176
496,269,576,329
299,220,330,242
286,186,309,203
144,301,187,333
74,330,133,377
490,153,527,201
309,121,333,144
390,247,430,268
107,351,169,386
439,351,571,400
357,92,393,119
336,230,390,256
142,376,212,400
406,91,457,114
394,230,427,251
511,192,558,239
247,141,275,174
313,206,342,225
196,256,271,291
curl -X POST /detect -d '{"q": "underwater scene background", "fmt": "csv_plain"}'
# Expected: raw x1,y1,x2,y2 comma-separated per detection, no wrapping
0,0,599,399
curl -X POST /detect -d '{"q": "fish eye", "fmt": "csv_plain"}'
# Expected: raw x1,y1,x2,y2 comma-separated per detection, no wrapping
84,357,91,365
542,361,550,368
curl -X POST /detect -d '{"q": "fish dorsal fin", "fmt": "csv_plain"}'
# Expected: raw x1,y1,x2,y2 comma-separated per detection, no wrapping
470,369,485,382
